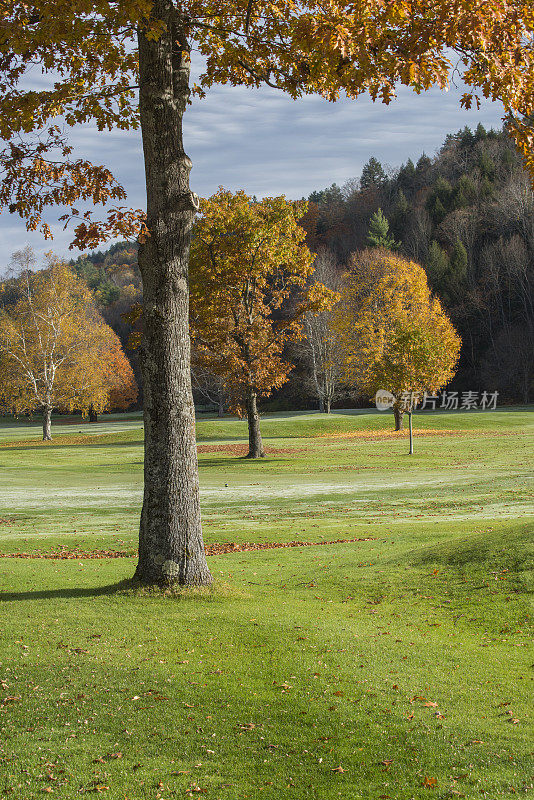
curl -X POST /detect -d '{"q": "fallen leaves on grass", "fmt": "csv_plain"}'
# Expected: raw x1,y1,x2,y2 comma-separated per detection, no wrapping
185,783,207,795
0,549,134,560
197,444,305,456
422,776,438,788
0,537,376,560
319,429,521,441
1,696,21,705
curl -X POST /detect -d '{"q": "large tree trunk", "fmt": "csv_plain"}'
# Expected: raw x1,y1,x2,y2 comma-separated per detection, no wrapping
325,397,331,414
88,406,98,423
42,405,52,441
134,2,212,587
245,390,265,458
393,404,404,431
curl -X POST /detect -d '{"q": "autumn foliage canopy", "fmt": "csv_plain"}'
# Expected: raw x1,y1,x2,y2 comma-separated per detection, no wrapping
0,252,137,430
189,189,337,414
0,1,533,248
335,249,461,404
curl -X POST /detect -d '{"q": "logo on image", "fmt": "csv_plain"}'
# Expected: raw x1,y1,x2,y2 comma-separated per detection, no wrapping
375,390,395,411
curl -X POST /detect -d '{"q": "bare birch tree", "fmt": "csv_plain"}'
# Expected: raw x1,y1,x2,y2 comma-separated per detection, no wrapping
302,250,343,413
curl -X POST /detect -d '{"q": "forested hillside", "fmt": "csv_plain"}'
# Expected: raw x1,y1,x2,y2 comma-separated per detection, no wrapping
69,123,533,407
301,123,534,404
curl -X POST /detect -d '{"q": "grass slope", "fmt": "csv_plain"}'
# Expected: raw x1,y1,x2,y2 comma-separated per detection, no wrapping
0,408,532,799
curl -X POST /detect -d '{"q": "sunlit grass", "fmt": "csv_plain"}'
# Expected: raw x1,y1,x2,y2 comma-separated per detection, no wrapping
0,408,532,799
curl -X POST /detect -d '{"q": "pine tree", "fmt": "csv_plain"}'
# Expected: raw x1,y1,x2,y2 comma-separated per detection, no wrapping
477,151,496,181
415,154,432,188
475,122,487,141
360,157,387,190
434,177,453,205
426,241,450,287
390,190,410,238
459,126,475,148
427,177,452,223
453,175,477,208
397,158,417,195
429,196,447,225
367,209,397,249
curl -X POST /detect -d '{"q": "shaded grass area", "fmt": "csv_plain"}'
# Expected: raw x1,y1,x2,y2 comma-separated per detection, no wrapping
0,409,532,798
0,527,532,800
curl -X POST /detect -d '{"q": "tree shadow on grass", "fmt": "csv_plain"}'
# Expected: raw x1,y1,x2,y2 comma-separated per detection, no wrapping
198,456,283,469
0,578,134,602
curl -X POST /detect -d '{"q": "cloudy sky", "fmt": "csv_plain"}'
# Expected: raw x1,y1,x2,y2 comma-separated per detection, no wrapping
0,75,505,267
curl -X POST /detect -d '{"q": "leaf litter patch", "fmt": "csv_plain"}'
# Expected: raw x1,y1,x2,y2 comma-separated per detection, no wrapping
318,429,521,440
0,537,376,560
197,444,306,456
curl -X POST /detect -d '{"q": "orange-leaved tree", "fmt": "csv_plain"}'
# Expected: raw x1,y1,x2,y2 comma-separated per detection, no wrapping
1,1,533,585
190,189,337,457
0,249,137,440
335,249,461,439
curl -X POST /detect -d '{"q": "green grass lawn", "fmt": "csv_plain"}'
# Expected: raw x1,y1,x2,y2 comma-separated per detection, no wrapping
0,408,532,799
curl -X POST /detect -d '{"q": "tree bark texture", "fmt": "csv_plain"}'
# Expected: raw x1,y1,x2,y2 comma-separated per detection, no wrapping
89,406,98,423
393,404,404,431
246,390,265,458
135,2,212,586
42,405,52,441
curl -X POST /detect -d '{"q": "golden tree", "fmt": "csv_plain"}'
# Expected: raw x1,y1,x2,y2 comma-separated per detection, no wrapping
190,189,336,457
335,249,461,441
0,249,137,440
1,0,533,584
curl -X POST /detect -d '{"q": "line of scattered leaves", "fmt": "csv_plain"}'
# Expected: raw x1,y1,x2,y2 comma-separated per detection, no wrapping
0,537,376,560
318,429,519,440
197,444,307,455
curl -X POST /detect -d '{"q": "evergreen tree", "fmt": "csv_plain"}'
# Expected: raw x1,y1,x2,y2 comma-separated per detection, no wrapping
453,175,477,209
475,122,487,141
459,126,475,148
360,157,387,190
309,183,344,207
429,196,447,225
415,153,432,188
397,158,416,195
449,238,469,286
434,176,453,205
426,240,450,286
390,190,410,238
367,208,397,249
477,150,496,181
427,177,452,223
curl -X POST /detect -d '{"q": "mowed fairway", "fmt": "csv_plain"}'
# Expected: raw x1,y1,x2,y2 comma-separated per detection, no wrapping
0,409,532,799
